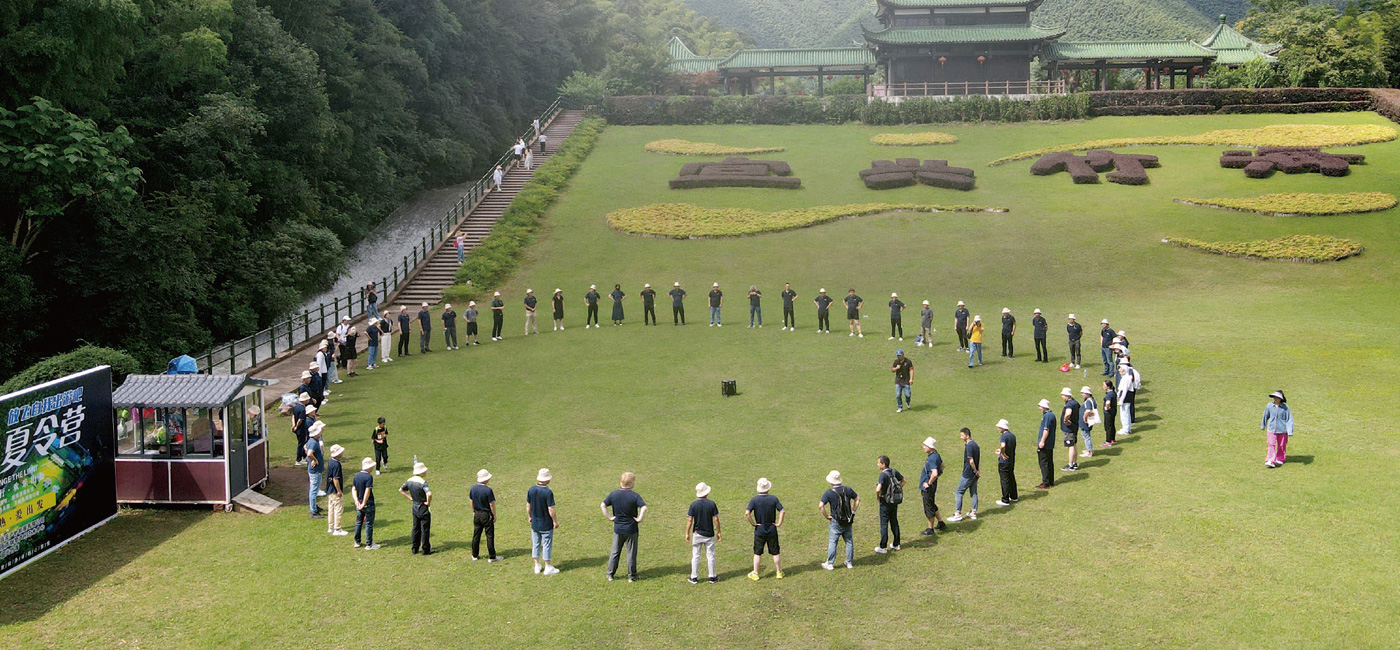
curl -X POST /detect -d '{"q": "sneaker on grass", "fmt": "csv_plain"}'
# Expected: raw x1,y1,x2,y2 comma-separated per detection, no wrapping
946,513,964,522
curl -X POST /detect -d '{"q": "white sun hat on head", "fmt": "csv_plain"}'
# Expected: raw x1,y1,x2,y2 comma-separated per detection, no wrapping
1002,307,1010,314
756,478,772,493
444,304,451,309
421,302,428,307
1061,387,1073,397
329,444,344,458
825,470,842,485
1033,308,1041,314
695,482,711,498
494,291,500,296
301,371,312,379
1068,313,1077,319
922,436,937,448
922,300,930,305
713,282,719,287
477,469,491,482
957,300,965,306
305,404,318,414
537,468,552,482
361,458,376,471
308,422,324,438
590,284,596,289
674,281,680,286
297,393,311,403
996,419,1010,430
413,462,428,476
1081,386,1093,394
1038,398,1052,409
1101,319,1110,324
891,292,898,298
973,315,981,322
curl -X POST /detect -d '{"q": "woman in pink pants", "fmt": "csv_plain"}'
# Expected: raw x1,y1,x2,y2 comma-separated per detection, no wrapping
1261,390,1293,469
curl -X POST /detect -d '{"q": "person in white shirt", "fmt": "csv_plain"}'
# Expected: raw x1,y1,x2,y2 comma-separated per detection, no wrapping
1116,360,1140,436
378,316,393,362
492,166,504,192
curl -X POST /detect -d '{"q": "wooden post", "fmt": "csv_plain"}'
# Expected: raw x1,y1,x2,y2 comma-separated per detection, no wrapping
769,69,775,94
1187,66,1194,89
1170,68,1176,90
817,67,824,97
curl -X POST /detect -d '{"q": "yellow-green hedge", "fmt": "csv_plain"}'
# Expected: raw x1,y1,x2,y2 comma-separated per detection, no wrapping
990,124,1398,166
644,139,785,156
608,203,1007,238
870,132,959,146
1164,234,1364,262
1174,192,1397,216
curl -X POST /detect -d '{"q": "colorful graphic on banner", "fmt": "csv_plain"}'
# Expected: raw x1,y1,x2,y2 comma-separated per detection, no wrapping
0,366,116,579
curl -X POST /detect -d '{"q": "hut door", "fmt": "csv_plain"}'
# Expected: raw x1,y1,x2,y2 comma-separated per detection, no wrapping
227,398,248,493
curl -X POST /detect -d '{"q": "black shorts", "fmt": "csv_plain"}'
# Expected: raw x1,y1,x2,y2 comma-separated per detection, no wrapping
847,310,859,320
922,487,939,517
753,531,780,555
1063,431,1077,446
466,322,478,335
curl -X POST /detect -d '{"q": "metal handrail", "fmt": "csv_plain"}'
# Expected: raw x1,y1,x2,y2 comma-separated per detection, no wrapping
196,98,564,374
873,80,1067,97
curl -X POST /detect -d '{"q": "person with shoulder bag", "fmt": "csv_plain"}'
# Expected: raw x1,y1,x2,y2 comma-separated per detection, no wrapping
874,456,905,553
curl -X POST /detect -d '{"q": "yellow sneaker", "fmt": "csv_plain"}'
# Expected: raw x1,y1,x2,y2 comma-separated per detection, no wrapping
747,571,760,581
775,570,784,579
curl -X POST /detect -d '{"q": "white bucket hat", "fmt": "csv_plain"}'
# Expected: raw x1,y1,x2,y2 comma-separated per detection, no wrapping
1101,319,1110,325
957,300,964,306
1081,386,1093,395
1118,330,1127,338
297,393,311,403
494,291,501,296
329,444,344,458
712,282,719,287
308,422,324,438
819,288,826,293
1068,313,1077,320
305,404,318,414
477,468,492,482
1038,398,1052,409
1061,387,1073,397
973,315,981,322
554,288,561,294
1002,307,1010,314
996,419,1010,430
891,292,898,298
590,284,596,289
756,478,772,493
644,283,651,288
922,436,937,449
1033,308,1041,314
361,457,376,471
444,303,452,309
674,282,680,287
825,470,842,485
695,482,711,498
537,468,552,482
525,289,532,294
421,302,428,307
922,300,930,305
413,462,428,476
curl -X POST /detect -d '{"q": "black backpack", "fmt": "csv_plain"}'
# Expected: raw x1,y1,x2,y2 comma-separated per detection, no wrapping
829,487,854,526
881,469,903,505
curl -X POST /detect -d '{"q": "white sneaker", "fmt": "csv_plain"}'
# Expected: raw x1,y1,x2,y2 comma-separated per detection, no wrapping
488,556,503,562
888,336,895,340
375,470,380,475
820,562,834,571
333,529,349,536
1079,451,1093,458
535,563,543,574
873,547,888,554
817,329,822,333
542,565,559,575
318,489,326,497
891,545,901,551
717,324,721,327
995,499,1010,507
898,337,903,341
946,513,965,522
845,561,854,569
858,333,864,338
896,407,903,413
365,544,381,550
849,332,854,337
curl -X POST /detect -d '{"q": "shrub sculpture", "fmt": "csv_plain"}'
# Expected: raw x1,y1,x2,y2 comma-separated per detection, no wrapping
668,157,801,189
607,202,1007,238
870,132,959,146
1174,192,1396,216
1218,147,1364,178
645,139,786,156
859,159,976,191
1164,234,1364,262
1030,150,1159,185
989,123,1397,166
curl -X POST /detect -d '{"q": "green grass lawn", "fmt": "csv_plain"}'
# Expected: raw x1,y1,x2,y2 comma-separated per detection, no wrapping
5,112,1400,649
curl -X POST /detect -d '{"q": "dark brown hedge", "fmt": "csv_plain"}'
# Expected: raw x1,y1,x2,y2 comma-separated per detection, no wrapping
860,158,976,190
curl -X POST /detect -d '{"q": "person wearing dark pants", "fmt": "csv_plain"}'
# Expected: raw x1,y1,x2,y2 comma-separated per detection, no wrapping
954,301,970,351
1031,308,1047,362
400,462,432,555
888,293,905,340
470,469,501,561
465,302,480,345
1102,381,1119,447
994,419,1018,506
918,437,947,534
748,285,762,328
1036,399,1056,488
1000,308,1016,357
352,458,379,550
397,307,412,356
490,292,504,340
814,289,833,333
668,282,686,325
780,283,797,331
601,472,647,582
946,428,979,522
417,303,431,353
1066,314,1083,368
372,417,389,474
1099,319,1117,376
874,455,904,553
585,285,601,328
551,289,565,331
641,284,657,325
442,303,458,350
1060,388,1081,472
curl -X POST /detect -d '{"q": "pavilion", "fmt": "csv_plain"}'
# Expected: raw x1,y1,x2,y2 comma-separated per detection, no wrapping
1042,16,1282,90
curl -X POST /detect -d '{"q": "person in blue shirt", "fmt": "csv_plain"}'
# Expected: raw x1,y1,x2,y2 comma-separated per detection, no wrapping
708,283,723,326
844,289,863,338
685,482,721,584
352,457,379,550
953,301,970,351
470,469,500,561
585,284,601,329
609,284,626,326
527,468,560,575
1036,399,1056,488
919,437,948,534
365,319,380,369
947,428,980,522
669,282,687,325
397,306,412,357
1101,380,1119,447
994,419,1017,507
814,289,834,333
292,391,310,465
305,425,325,518
1032,308,1048,362
1099,319,1118,375
746,478,785,580
325,444,346,535
1066,314,1083,369
873,455,905,553
1262,390,1293,468
441,303,458,350
780,283,797,331
1059,388,1081,471
601,472,647,582
1078,386,1098,459
888,293,905,340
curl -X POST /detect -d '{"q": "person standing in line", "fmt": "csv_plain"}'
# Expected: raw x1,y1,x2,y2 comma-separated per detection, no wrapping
1032,308,1048,362
336,316,350,350
365,319,380,370
669,282,686,325
814,288,834,334
844,289,864,338
523,147,533,171
874,455,904,553
342,326,359,377
685,482,721,584
378,314,393,362
918,437,948,534
326,445,347,536
1101,380,1119,448
609,284,626,326
456,233,466,264
314,341,331,392
1099,319,1117,376
953,301,970,352
818,470,858,570
994,419,1018,507
1060,388,1082,472
366,282,380,320
551,289,565,331
947,428,980,522
417,303,432,353
523,289,539,336
307,361,326,408
442,303,458,350
397,306,412,357
371,417,389,474
537,132,547,154
745,478,785,580
747,285,763,328
1117,359,1140,437
1036,399,1056,489
527,468,560,575
400,462,433,555
919,300,934,348
492,165,504,192
888,293,905,341
708,282,723,326
305,424,325,518
490,292,505,340
1262,390,1293,468
891,348,914,413
470,469,502,562
780,283,797,331
1079,386,1098,459
464,301,480,345
352,457,380,550
966,316,985,368
1066,314,1083,369
601,472,647,582
292,392,310,465
1001,307,1016,358
641,283,657,326
585,284,601,329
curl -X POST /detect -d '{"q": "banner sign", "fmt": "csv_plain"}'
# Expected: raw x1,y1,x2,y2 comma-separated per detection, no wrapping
0,366,116,579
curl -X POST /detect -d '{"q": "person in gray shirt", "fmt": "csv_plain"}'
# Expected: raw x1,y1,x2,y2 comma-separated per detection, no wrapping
919,300,934,348
464,301,480,346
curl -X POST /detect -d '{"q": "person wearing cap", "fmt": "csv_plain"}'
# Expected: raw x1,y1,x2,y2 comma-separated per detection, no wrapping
326,444,347,536
946,428,980,522
919,300,934,347
417,302,432,353
685,482,721,584
813,289,834,333
1099,319,1117,376
818,470,858,570
966,316,984,368
1262,390,1293,468
365,319,381,370
602,472,647,582
490,292,505,340
464,301,480,345
323,331,341,385
470,469,501,561
1101,380,1119,447
843,289,863,338
668,282,687,325
372,417,389,474
919,437,948,534
305,423,325,518
378,314,393,362
400,462,433,555
1059,387,1082,472
1117,359,1140,437
891,349,914,413
641,283,657,326
527,468,560,575
1078,386,1098,458
1036,399,1056,489
780,283,797,331
397,306,412,357
746,478,785,580
442,303,459,349
1000,308,1016,358
352,458,379,550
874,455,905,553
707,283,723,327
1066,314,1083,369
888,293,905,340
1032,308,1048,363
523,290,539,336
747,285,762,328
585,285,601,328
551,289,565,331
953,301,970,352
341,326,360,377
609,284,626,326
994,419,1017,506
292,390,311,466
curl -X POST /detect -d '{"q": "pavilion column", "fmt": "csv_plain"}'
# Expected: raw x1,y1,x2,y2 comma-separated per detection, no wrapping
1170,68,1176,89
769,68,775,94
817,66,824,97
1187,67,1194,89
1094,67,1102,91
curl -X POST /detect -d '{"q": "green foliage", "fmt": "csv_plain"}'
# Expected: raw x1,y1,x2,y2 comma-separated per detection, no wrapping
0,345,142,395
602,94,1090,125
1174,191,1397,215
560,71,610,109
1165,233,1365,261
1238,0,1389,88
1204,58,1280,88
607,202,1005,237
605,42,673,95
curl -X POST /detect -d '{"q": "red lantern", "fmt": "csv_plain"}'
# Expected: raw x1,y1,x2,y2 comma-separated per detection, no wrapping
826,75,834,80
938,56,947,65
977,55,986,64
808,76,814,80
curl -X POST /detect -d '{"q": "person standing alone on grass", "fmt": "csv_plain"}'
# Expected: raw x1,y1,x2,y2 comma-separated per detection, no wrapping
490,292,505,340
1100,319,1117,375
1262,390,1293,468
397,306,412,357
819,470,858,570
954,301,970,351
367,283,379,320
523,289,539,336
781,283,797,331
1032,308,1048,362
1079,386,1098,458
465,301,480,345
888,293,905,340
685,482,721,584
919,300,934,347
669,282,686,325
814,289,834,334
947,428,980,522
874,455,904,553
994,419,1018,506
585,285,600,329
528,468,560,575
372,417,388,474
844,289,864,338
1036,399,1056,489
891,349,914,413
1060,388,1082,472
1001,308,1016,358
746,478,784,580
552,289,564,331
401,462,432,555
1067,314,1083,369
919,437,948,534
442,303,458,350
708,283,723,326
353,458,379,550
306,425,325,518
326,445,346,536
471,469,501,562
602,472,647,582
641,283,657,326
609,284,626,325
748,285,762,328
966,316,985,368
417,303,432,353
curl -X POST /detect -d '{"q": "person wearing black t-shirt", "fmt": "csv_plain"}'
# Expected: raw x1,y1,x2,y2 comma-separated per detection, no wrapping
523,290,538,336
1060,388,1081,472
888,293,905,340
400,462,433,555
946,428,980,522
371,417,388,474
490,292,505,340
551,289,565,331
585,285,601,328
685,482,721,584
1066,314,1084,369
1031,308,1048,362
746,478,785,580
601,472,647,582
747,285,762,328
342,326,359,377
994,419,1018,506
707,283,723,327
891,350,913,413
609,284,625,325
1000,308,1016,358
1036,399,1057,488
874,455,905,553
441,303,458,350
352,457,379,549
470,469,501,561
416,303,431,353
668,282,686,325
780,283,797,331
641,284,657,326
814,289,834,333
844,289,863,338
397,306,412,357
953,301,970,351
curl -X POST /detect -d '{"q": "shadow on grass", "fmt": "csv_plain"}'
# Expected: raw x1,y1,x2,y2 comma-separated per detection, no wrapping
1287,455,1314,465
1056,472,1089,484
555,554,608,572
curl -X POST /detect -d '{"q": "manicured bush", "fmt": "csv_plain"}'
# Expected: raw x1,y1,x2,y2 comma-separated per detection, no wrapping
1164,234,1364,262
644,139,786,156
1033,151,1158,185
1244,161,1274,178
990,123,1398,166
863,172,917,190
606,202,1007,238
1221,147,1361,179
916,171,976,191
1217,101,1370,115
669,157,800,189
860,159,975,190
668,176,802,189
1088,88,1373,114
1173,192,1397,216
1,345,142,394
870,132,959,146
600,93,1089,125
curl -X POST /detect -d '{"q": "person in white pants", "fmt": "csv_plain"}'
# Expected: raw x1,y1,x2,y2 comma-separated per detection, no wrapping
685,482,721,584
379,317,393,362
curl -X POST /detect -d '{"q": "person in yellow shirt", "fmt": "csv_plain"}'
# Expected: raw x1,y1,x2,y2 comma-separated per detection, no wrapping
966,316,985,368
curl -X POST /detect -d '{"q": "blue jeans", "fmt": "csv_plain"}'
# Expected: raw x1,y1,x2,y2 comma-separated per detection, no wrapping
366,344,378,367
326,362,338,384
354,506,375,545
750,305,761,326
967,342,982,366
710,306,721,324
896,384,911,408
532,529,554,562
368,302,379,320
826,520,854,565
457,246,465,263
308,471,323,514
1101,348,1113,374
955,475,978,512
1080,424,1094,448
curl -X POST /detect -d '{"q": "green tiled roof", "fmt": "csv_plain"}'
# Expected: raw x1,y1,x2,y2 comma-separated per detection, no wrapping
667,36,725,75
864,24,1066,46
1046,40,1216,61
1197,18,1280,66
718,47,877,70
1209,48,1277,66
877,0,1039,6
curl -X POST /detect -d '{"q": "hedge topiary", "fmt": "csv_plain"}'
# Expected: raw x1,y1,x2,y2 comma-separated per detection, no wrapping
990,123,1397,166
1164,234,1364,262
607,202,1007,238
669,157,801,190
1219,148,1363,179
1032,151,1158,185
860,159,975,190
1173,192,1397,216
870,132,959,146
644,139,786,156
1,345,143,394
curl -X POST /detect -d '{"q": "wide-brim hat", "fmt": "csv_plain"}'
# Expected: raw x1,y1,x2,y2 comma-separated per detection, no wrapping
329,444,344,458
361,457,376,471
1068,313,1077,320
1081,386,1093,394
413,462,428,476
1118,330,1127,338
922,436,937,449
590,285,596,289
819,288,826,293
1002,308,1010,314
673,282,680,287
1038,398,1052,409
1101,319,1110,325
308,362,319,369
712,282,719,287
973,315,981,322
1061,387,1073,397
305,404,318,414
468,301,476,307
996,419,1010,430
421,302,429,307
444,304,452,309
494,292,501,296
537,468,552,482
477,468,492,482
891,292,898,298
756,478,772,493
525,289,532,294
308,422,324,438
1118,358,1132,366
1269,390,1286,403
922,300,930,305
318,341,328,349
825,470,842,485
1033,308,1041,314
297,393,311,403
554,288,562,294
644,283,651,288
695,482,711,497
957,301,965,306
